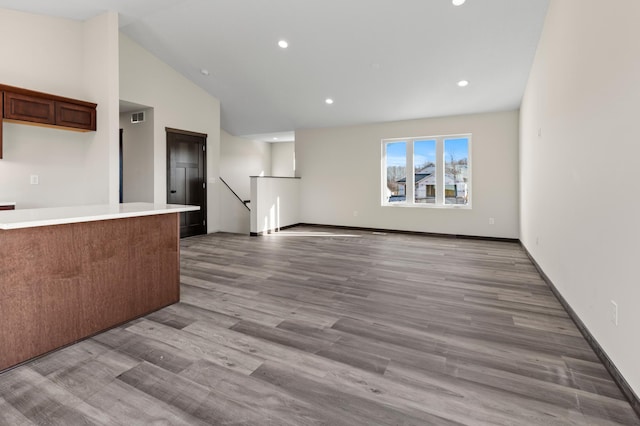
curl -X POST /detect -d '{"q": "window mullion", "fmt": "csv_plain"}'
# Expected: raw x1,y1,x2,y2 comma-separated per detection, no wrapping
406,140,415,205
435,138,444,205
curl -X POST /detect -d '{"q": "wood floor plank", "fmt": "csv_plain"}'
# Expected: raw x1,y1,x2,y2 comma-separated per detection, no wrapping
115,334,200,374
0,367,122,425
0,225,637,425
117,361,284,425
314,344,390,375
251,360,462,426
125,319,264,375
276,319,343,343
384,362,606,426
180,284,284,327
230,320,332,353
451,361,639,425
162,301,241,329
84,380,207,426
43,349,139,401
28,340,114,377
0,397,36,426
180,359,348,426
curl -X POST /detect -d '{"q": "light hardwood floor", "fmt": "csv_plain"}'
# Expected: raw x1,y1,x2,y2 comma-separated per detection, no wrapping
1,226,638,425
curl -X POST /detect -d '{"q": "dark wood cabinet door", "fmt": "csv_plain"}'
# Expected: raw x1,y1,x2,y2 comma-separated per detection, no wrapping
55,101,96,131
3,91,55,125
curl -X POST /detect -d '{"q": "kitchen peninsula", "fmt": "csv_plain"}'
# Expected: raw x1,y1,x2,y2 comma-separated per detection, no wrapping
0,202,199,371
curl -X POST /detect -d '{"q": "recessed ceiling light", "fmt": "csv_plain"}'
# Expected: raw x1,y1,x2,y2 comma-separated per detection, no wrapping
200,69,210,76
273,137,279,141
452,0,466,6
457,80,469,87
278,40,289,49
325,98,334,105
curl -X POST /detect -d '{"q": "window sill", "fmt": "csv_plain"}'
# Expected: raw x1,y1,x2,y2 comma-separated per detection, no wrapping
381,203,472,210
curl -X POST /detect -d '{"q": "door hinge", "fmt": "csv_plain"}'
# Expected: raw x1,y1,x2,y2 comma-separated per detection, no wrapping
203,220,206,226
203,145,206,152
203,182,206,189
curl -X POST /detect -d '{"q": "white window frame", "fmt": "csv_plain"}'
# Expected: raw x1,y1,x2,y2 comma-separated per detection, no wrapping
381,134,472,209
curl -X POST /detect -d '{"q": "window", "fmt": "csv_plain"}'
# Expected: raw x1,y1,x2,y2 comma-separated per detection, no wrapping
444,137,470,205
414,140,436,204
382,134,471,207
384,141,407,203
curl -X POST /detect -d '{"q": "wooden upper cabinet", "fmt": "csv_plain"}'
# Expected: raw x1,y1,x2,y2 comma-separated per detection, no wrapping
4,91,56,125
0,84,96,131
0,84,97,158
56,101,96,131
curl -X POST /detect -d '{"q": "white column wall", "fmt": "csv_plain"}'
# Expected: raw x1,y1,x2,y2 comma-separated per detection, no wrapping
520,0,640,395
0,9,119,208
250,177,300,235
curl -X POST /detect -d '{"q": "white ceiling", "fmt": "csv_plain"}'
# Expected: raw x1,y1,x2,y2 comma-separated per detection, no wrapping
0,0,549,142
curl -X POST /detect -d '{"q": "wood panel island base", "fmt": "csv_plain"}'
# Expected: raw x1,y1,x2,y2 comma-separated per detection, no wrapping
0,203,199,372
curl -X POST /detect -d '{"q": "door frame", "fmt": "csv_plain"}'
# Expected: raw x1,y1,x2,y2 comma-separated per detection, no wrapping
166,127,207,236
119,128,123,203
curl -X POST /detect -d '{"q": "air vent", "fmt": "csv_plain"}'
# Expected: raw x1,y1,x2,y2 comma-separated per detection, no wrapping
131,111,145,124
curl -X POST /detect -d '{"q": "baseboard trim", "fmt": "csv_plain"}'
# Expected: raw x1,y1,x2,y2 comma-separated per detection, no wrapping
521,244,640,420
295,223,520,243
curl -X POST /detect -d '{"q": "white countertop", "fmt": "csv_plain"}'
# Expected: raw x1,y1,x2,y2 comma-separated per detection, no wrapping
0,201,16,206
0,202,200,230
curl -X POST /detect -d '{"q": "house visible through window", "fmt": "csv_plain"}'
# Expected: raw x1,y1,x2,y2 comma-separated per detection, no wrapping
414,139,436,204
384,141,407,203
382,134,471,207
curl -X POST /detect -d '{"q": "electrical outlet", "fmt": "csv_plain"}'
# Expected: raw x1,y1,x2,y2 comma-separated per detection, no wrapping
30,175,39,185
488,217,495,225
610,300,618,326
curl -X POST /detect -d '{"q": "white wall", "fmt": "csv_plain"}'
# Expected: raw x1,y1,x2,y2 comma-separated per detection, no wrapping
271,142,295,177
520,0,640,396
296,111,519,238
250,177,300,235
219,131,271,233
0,9,119,208
119,109,154,202
220,130,271,200
119,34,221,232
83,12,120,205
220,184,250,234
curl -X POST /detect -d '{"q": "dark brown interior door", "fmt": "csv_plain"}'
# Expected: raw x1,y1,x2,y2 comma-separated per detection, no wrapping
166,129,207,238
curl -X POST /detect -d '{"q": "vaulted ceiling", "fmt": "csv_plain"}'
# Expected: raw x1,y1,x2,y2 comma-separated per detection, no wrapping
0,0,549,141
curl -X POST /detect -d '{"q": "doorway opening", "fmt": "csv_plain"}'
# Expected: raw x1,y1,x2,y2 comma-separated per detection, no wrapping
119,101,154,203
